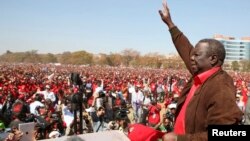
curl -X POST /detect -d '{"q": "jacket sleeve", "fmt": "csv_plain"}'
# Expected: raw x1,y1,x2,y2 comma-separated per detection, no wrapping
177,132,207,141
169,26,194,75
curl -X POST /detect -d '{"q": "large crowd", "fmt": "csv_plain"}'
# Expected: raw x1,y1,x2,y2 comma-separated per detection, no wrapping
0,63,249,140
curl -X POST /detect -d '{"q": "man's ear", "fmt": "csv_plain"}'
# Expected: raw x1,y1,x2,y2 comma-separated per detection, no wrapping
210,54,219,66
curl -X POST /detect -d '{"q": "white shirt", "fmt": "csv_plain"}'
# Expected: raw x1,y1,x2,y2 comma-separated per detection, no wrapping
62,106,74,127
40,90,56,102
0,104,3,110
143,97,151,108
128,85,135,94
237,100,245,112
94,85,104,108
94,86,103,94
29,101,44,115
131,90,144,105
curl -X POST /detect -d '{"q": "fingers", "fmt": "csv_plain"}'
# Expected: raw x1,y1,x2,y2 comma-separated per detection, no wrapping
159,0,168,18
159,10,164,17
14,130,23,140
162,0,167,11
6,130,23,141
162,0,169,14
15,132,24,140
162,0,167,9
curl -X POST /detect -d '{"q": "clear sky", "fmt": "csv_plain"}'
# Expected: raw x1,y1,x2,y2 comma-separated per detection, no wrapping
0,0,249,56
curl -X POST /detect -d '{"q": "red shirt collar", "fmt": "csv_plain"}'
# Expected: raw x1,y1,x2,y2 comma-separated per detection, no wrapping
194,67,221,85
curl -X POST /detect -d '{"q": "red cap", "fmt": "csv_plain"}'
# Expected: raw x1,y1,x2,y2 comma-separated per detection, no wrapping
128,124,165,141
12,102,23,113
18,94,25,100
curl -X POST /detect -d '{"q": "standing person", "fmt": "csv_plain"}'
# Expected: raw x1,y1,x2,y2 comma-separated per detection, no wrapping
147,100,161,128
89,106,108,132
141,90,152,125
236,93,245,113
62,101,74,136
40,85,56,104
244,91,250,125
1,94,15,127
131,85,144,123
29,94,44,115
156,81,165,102
92,80,104,109
159,1,243,141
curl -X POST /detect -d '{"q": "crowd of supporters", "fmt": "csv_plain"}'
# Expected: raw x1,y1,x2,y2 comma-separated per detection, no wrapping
0,63,249,140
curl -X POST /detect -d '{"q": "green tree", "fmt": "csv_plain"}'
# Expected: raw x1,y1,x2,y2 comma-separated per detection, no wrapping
231,61,240,71
41,53,58,63
70,51,93,65
94,53,109,66
109,53,123,66
240,60,250,72
121,49,140,67
23,50,41,63
58,52,72,64
6,50,12,54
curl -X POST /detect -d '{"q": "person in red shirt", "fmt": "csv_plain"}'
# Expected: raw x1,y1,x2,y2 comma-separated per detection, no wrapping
240,82,248,106
44,98,56,114
147,100,161,128
159,1,242,141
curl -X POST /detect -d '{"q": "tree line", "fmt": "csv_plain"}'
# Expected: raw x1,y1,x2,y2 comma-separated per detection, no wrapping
1,49,250,71
0,49,185,69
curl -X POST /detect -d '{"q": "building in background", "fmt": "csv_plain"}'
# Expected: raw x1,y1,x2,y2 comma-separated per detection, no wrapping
214,34,250,62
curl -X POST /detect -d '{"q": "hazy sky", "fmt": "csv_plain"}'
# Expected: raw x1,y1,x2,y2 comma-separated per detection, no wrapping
0,0,249,55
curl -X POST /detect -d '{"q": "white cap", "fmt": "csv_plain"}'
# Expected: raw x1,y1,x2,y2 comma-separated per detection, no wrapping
85,107,95,112
173,94,179,98
49,131,60,138
45,85,50,89
168,103,177,109
236,94,241,98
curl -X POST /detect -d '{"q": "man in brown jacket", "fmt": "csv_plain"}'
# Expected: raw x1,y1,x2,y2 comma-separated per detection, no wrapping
159,0,243,141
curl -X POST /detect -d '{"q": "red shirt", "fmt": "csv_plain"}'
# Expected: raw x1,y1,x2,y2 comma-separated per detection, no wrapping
174,67,221,135
115,98,122,107
148,104,161,125
241,87,248,106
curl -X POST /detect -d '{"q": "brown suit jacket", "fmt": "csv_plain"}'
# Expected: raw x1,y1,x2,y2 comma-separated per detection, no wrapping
169,27,243,141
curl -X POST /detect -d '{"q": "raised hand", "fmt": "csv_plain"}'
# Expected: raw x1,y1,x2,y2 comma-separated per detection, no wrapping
5,128,23,141
158,0,175,29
